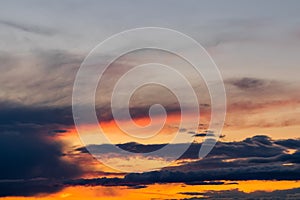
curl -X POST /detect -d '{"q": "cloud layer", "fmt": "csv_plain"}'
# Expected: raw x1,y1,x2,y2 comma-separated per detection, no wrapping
71,135,300,188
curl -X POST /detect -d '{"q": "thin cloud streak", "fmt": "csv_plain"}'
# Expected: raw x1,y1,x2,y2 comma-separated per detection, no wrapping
0,19,57,36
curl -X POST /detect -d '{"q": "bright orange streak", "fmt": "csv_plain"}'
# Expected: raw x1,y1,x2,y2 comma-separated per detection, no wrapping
3,181,300,200
62,112,205,145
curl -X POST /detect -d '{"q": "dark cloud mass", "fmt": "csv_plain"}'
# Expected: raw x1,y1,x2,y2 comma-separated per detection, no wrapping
0,132,82,180
0,102,83,196
72,135,300,188
77,135,286,161
65,165,300,189
0,179,63,197
0,132,82,196
0,102,73,126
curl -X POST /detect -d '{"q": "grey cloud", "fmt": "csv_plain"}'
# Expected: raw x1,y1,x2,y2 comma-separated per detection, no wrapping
124,165,300,182
228,77,267,90
225,77,297,96
0,49,82,107
224,77,300,129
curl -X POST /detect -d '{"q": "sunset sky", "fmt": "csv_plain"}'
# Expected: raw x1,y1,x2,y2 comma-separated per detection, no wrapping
0,0,300,199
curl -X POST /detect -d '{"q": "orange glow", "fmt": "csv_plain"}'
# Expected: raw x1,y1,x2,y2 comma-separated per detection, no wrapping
3,181,300,200
56,99,300,147
60,112,207,146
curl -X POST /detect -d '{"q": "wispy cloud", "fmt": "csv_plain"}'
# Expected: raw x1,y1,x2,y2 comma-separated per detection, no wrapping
0,19,57,36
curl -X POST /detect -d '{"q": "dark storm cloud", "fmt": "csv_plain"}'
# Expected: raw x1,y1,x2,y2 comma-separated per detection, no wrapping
0,102,83,197
0,127,82,188
0,125,83,196
0,19,57,36
0,179,63,197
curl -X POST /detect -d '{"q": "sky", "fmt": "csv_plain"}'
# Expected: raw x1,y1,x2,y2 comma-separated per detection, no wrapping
0,0,300,199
